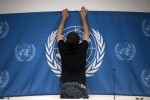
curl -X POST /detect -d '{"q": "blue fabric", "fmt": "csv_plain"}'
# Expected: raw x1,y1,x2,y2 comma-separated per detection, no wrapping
0,11,150,97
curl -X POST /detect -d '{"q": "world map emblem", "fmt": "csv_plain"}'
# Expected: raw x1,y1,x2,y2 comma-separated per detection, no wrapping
141,69,150,87
15,43,36,62
115,42,136,61
45,26,105,77
0,70,9,88
142,19,150,36
0,21,9,39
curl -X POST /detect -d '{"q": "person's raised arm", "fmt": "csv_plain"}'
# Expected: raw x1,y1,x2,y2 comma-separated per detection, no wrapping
80,7,89,42
57,9,69,42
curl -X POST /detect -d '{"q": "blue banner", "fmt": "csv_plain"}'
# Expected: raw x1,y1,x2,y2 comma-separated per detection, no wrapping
0,11,150,97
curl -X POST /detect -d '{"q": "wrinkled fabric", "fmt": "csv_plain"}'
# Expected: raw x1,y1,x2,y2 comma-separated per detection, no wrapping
1,11,150,97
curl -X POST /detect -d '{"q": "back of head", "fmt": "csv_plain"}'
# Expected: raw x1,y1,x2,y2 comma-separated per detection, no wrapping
66,32,79,49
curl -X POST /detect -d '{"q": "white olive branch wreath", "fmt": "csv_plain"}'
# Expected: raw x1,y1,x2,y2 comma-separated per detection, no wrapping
45,29,105,77
0,21,9,39
0,71,9,88
86,29,105,77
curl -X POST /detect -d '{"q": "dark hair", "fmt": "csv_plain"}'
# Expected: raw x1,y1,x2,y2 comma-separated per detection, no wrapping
66,32,79,49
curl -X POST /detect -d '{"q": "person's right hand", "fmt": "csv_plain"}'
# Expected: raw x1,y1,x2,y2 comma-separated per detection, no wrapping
80,6,87,19
62,9,69,21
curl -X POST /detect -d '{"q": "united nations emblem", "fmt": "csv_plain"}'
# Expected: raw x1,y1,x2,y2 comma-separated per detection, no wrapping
0,21,9,39
115,42,136,61
15,43,36,62
141,69,150,87
0,70,9,88
45,26,105,77
142,19,150,36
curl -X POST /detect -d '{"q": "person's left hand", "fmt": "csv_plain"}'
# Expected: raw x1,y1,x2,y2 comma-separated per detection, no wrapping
80,6,87,20
62,9,69,21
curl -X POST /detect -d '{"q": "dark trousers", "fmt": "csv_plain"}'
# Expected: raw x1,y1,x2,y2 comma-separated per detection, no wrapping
60,82,89,99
